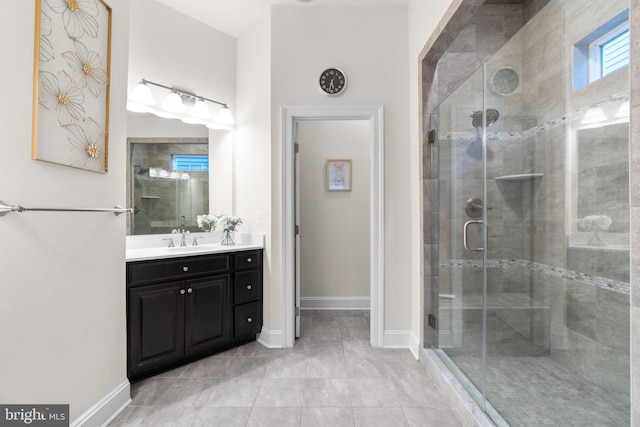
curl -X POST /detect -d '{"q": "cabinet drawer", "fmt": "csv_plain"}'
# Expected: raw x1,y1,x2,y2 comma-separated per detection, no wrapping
233,271,261,305
128,254,229,286
234,251,261,269
234,301,262,338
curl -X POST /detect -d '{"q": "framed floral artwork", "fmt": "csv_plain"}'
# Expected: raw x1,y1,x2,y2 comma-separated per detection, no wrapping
326,159,352,191
32,0,112,173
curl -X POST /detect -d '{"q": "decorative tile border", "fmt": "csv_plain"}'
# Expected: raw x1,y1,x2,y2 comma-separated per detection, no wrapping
437,92,629,142
442,258,630,295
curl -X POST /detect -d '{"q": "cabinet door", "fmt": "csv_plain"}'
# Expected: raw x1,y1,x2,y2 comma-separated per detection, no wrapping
184,275,230,355
128,281,185,376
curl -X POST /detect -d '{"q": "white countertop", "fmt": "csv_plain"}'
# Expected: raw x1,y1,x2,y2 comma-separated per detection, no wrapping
126,232,265,262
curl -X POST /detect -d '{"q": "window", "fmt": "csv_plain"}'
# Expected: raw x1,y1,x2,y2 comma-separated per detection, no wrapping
573,9,629,91
589,21,629,82
171,154,209,171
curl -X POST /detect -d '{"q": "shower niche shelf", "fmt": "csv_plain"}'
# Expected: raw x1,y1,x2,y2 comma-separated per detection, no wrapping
494,173,544,181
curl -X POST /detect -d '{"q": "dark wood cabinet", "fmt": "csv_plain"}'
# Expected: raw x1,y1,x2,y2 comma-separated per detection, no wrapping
127,250,262,381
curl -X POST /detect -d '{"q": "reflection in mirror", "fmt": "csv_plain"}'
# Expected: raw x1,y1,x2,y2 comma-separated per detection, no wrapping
573,122,629,247
127,138,208,235
567,121,629,284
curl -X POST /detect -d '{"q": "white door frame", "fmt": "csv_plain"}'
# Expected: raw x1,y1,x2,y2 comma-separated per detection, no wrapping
282,105,385,348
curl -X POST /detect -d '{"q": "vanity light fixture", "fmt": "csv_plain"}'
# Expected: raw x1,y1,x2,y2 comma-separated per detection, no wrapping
127,79,234,128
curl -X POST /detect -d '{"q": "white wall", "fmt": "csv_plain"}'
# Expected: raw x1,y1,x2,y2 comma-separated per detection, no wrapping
298,120,371,300
268,5,411,335
0,0,129,423
236,13,274,328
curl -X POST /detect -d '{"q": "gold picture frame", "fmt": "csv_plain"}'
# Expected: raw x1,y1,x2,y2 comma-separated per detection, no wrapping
32,0,112,173
326,159,352,191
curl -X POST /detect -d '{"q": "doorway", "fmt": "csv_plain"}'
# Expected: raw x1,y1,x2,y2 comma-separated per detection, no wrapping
295,120,371,339
282,105,384,348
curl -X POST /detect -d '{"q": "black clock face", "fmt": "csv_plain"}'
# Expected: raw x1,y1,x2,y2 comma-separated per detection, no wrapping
319,68,346,96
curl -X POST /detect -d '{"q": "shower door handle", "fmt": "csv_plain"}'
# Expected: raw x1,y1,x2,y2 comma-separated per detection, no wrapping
463,220,484,251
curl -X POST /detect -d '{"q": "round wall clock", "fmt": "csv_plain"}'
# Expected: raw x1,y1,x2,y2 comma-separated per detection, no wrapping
319,68,347,96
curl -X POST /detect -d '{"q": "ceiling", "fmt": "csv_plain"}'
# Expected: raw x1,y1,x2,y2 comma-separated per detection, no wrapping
155,0,408,38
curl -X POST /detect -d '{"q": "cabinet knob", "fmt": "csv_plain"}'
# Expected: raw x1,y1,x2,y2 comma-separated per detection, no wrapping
179,289,186,295
187,288,193,293
247,258,252,263
246,284,252,290
247,317,253,323
183,266,189,272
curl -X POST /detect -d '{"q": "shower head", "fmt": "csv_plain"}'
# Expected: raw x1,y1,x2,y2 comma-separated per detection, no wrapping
471,109,499,129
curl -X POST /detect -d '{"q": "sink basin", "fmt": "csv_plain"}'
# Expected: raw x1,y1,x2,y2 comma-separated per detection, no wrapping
166,243,219,252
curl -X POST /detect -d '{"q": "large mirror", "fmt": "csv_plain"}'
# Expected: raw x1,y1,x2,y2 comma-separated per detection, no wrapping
567,118,629,284
127,136,208,235
126,112,232,235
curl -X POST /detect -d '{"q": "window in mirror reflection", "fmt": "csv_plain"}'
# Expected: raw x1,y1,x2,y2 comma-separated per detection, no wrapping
128,138,209,235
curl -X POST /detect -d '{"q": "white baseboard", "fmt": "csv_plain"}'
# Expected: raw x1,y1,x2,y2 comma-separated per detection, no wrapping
383,330,420,360
257,326,284,348
71,380,130,427
300,296,370,310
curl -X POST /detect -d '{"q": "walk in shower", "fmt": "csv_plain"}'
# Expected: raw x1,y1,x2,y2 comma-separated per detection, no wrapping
426,0,630,425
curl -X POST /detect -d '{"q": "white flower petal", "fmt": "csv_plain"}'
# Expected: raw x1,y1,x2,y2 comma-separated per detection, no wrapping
39,91,60,110
44,0,69,14
78,0,99,17
62,9,84,38
39,71,59,95
40,35,55,62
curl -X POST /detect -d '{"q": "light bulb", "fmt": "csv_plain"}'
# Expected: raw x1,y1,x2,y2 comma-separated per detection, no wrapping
217,106,235,125
615,100,630,118
192,99,211,119
129,82,155,105
162,92,186,114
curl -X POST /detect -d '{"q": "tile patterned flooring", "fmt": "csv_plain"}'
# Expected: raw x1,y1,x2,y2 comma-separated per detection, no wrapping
109,310,463,427
452,356,630,427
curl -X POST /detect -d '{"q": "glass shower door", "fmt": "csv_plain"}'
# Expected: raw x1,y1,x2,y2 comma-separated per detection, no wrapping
431,64,491,409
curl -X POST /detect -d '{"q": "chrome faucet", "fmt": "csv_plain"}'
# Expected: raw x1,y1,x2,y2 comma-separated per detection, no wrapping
171,229,190,247
180,229,189,246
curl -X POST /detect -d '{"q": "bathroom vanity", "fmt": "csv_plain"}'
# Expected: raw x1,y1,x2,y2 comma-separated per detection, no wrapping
126,239,263,381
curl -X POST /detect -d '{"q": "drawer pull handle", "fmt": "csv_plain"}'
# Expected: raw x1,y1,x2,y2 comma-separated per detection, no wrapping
187,288,193,293
179,289,186,295
246,284,252,290
183,266,189,272
247,258,252,263
247,317,253,323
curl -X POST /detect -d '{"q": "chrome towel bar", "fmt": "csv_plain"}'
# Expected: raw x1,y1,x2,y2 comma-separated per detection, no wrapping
0,200,131,217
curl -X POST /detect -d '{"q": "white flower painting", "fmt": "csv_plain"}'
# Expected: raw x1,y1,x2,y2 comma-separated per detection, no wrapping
33,0,111,173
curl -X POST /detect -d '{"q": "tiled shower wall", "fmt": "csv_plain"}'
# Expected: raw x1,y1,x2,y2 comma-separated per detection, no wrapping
421,0,635,418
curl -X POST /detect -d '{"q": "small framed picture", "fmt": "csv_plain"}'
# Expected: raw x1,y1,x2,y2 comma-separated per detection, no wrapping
326,159,352,191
